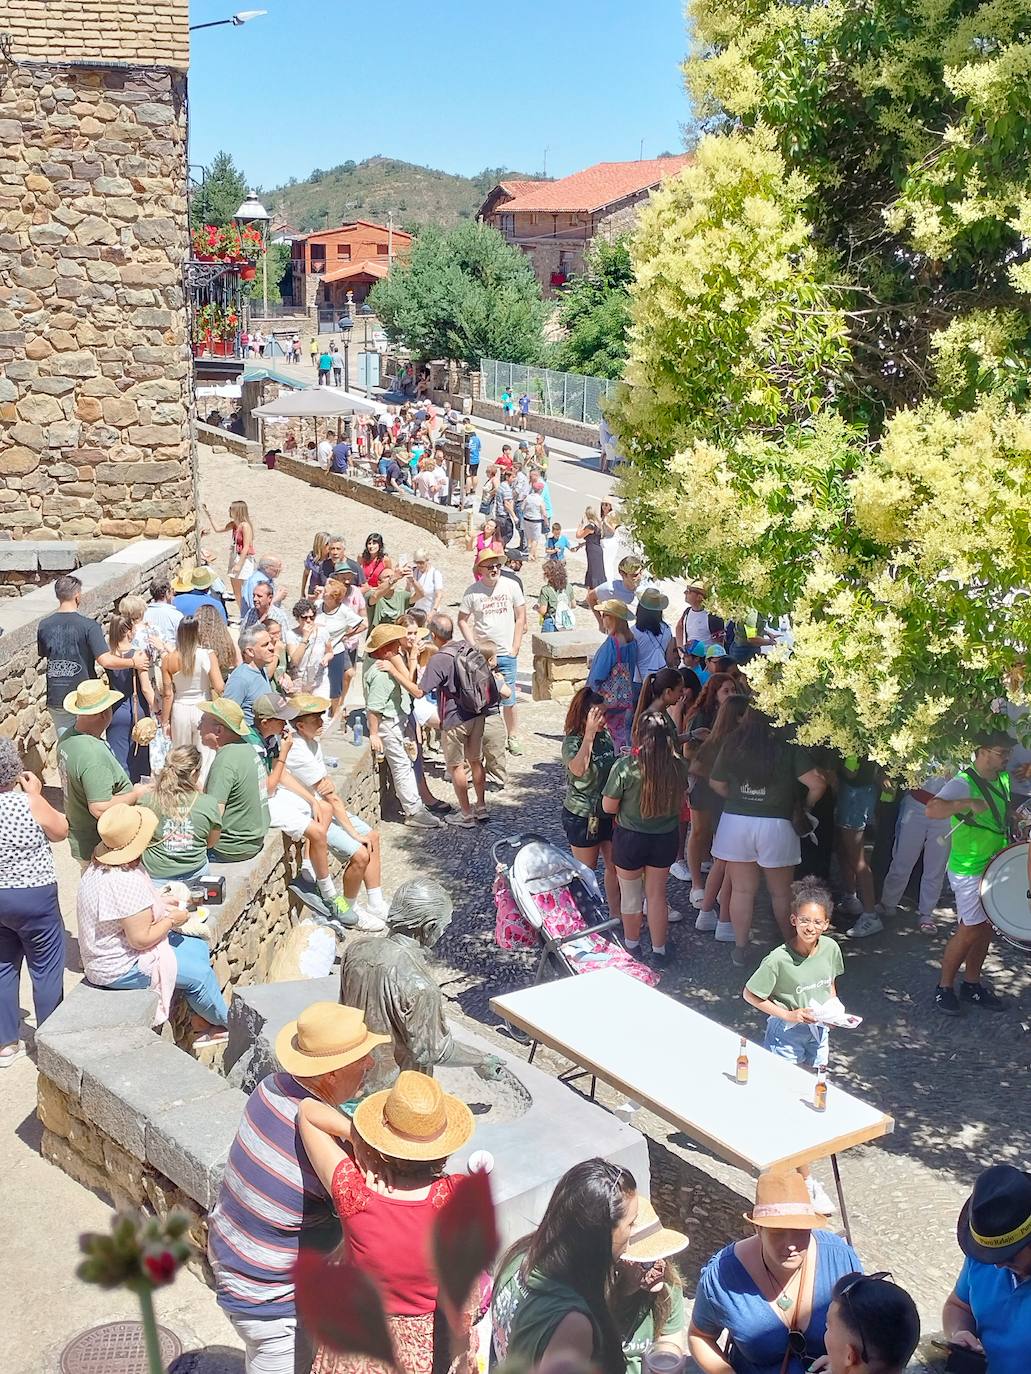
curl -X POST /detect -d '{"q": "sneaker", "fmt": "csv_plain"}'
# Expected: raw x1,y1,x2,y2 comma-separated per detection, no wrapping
406,808,444,830
328,893,358,930
731,944,749,967
445,811,477,828
670,861,691,882
935,985,961,1016
918,912,936,933
0,1043,25,1069
847,911,884,939
666,907,684,924
695,907,718,933
807,1175,836,1216
689,887,707,908
506,738,524,756
650,948,674,967
426,798,454,814
351,903,387,933
960,981,1006,1011
838,894,863,917
714,919,735,943
365,894,389,918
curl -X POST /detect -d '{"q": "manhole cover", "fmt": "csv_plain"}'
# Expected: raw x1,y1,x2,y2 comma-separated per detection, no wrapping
61,1320,183,1373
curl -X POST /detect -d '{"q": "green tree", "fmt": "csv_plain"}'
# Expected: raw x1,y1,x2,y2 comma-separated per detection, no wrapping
190,150,249,230
370,222,547,367
245,241,292,307
553,238,634,380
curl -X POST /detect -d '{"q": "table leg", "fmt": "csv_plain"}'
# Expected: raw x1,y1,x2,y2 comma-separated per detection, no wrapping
528,1039,539,1065
830,1153,852,1245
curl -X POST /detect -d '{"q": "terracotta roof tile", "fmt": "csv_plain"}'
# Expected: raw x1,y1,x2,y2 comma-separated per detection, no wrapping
321,258,390,283
495,157,692,214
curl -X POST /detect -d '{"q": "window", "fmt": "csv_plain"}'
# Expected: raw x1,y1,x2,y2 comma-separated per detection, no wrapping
376,242,389,255
558,249,574,275
336,244,351,259
499,213,515,238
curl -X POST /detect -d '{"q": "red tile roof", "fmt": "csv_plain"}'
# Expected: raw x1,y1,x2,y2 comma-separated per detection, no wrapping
295,219,413,243
321,258,390,283
495,157,693,214
497,179,546,198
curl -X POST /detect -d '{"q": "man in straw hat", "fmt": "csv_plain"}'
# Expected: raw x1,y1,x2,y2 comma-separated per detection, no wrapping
674,578,713,655
198,697,270,863
364,623,443,830
208,1002,390,1374
942,1162,1031,1373
172,565,228,624
458,547,526,756
58,679,148,867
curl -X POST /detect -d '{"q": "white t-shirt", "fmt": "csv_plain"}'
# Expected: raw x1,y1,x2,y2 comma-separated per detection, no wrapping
284,736,327,790
460,577,525,656
679,605,712,647
317,602,364,657
633,624,672,680
317,440,333,470
414,470,436,500
412,566,443,614
522,492,547,523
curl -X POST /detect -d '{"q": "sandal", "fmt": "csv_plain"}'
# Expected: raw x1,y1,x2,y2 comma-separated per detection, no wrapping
474,805,490,822
919,914,936,934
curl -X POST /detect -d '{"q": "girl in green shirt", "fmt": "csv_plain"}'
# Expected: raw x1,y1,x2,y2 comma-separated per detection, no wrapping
561,688,619,920
140,745,221,881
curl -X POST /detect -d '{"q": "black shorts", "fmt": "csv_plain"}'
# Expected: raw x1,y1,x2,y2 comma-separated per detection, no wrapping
612,824,680,871
561,806,613,849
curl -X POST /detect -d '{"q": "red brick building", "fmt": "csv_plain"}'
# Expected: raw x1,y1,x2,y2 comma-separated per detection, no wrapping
290,220,413,311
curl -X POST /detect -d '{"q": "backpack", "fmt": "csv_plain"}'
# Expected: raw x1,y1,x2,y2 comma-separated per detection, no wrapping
442,641,494,715
556,591,575,631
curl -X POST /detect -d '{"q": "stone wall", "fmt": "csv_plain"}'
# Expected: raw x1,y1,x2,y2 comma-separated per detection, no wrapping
531,628,602,702
0,54,195,538
2,1,189,67
276,456,472,544
0,537,182,773
0,536,122,598
195,422,263,465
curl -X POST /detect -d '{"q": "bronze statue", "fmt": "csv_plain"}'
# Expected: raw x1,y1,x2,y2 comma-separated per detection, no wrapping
339,876,500,1091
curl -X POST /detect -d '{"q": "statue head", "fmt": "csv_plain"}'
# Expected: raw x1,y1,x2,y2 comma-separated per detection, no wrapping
387,877,453,948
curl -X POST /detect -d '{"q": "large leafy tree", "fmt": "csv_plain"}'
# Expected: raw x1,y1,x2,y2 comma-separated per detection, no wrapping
370,222,547,367
553,238,634,380
610,1,1031,768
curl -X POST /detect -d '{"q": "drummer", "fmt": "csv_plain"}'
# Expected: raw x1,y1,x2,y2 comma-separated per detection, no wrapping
927,729,1015,1016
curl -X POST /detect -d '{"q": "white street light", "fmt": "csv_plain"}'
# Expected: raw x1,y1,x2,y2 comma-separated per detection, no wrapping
234,191,272,319
190,10,267,31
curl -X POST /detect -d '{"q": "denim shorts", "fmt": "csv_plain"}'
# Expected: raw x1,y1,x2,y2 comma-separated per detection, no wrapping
763,1014,829,1069
837,782,877,830
495,653,517,693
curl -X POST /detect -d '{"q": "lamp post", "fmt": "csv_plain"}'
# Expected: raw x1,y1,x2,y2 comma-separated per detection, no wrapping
190,9,267,30
233,189,271,320
338,309,354,393
357,303,373,394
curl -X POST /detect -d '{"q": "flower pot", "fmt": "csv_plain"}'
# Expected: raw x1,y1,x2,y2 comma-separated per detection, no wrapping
208,339,230,357
195,252,215,262
191,342,204,358
240,264,257,282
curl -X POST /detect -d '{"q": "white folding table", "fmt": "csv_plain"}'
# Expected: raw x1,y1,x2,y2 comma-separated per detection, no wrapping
490,968,894,1239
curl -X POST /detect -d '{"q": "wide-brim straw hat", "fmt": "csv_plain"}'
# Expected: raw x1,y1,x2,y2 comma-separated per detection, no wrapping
743,1170,829,1230
197,697,249,738
253,692,299,723
366,623,409,655
684,579,707,593
94,802,159,865
291,693,332,718
64,679,124,716
172,566,215,593
622,1199,689,1263
275,1002,391,1078
596,599,631,621
353,1069,474,1162
475,547,503,568
637,588,669,612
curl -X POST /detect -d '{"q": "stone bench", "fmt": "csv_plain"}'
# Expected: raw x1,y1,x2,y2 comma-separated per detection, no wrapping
531,627,603,701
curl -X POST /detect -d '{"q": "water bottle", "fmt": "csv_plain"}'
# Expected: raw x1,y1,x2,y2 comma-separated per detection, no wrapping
353,718,364,746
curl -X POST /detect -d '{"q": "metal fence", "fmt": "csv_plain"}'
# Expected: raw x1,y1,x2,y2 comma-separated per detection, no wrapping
479,358,614,426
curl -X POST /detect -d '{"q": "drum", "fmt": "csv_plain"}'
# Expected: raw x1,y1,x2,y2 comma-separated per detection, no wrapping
979,842,1031,951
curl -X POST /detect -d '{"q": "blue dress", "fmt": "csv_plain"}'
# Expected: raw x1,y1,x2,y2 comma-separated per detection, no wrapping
691,1230,862,1374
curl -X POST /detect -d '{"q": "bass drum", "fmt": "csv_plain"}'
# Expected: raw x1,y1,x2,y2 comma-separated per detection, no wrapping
979,842,1031,952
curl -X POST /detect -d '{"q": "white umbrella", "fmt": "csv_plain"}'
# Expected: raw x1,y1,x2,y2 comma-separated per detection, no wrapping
252,388,377,418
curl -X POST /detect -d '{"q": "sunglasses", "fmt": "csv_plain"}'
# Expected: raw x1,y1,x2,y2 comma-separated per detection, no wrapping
837,1271,893,1363
298,613,315,620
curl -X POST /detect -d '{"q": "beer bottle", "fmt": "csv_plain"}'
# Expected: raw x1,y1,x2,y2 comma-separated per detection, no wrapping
735,1037,749,1085
814,1067,828,1112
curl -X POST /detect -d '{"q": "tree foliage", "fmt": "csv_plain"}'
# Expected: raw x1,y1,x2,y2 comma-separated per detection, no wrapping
190,150,249,230
370,222,548,367
553,238,634,380
245,241,291,307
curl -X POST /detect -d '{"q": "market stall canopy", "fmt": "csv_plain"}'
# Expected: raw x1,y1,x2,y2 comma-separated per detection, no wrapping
252,388,377,418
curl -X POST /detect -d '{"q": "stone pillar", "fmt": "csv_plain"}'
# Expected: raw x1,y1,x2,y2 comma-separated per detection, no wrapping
0,3,195,541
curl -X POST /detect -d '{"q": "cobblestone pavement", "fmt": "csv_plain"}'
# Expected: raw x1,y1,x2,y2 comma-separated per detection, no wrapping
199,447,1031,1339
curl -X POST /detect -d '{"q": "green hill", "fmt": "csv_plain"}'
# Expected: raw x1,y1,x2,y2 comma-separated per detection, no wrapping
264,157,542,235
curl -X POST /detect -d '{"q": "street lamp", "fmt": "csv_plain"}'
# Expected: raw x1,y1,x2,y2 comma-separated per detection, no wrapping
357,303,374,394
337,310,354,393
190,10,267,30
233,189,271,320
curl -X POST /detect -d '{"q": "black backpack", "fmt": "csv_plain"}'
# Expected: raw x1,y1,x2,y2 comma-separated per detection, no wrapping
441,641,494,715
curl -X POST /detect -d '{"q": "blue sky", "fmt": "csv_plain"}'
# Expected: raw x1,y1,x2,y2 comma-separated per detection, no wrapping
188,0,691,190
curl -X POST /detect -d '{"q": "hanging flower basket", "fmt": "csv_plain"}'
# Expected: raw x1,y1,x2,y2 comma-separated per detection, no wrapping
240,263,257,281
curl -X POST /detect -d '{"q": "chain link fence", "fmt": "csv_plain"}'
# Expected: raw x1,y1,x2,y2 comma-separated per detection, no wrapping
479,358,614,426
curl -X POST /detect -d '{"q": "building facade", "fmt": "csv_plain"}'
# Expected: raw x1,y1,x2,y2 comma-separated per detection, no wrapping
290,220,412,312
0,1,196,539
479,157,693,297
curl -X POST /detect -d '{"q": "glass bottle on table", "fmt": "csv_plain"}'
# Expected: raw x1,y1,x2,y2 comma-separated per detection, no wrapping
814,1066,828,1112
735,1036,749,1085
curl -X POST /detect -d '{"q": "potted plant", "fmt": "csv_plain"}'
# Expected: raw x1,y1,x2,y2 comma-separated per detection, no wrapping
238,225,264,279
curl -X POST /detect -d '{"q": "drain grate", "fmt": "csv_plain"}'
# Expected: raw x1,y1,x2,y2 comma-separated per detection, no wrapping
60,1320,183,1373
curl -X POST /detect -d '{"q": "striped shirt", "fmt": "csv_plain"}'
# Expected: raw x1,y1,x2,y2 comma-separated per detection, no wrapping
208,1073,341,1317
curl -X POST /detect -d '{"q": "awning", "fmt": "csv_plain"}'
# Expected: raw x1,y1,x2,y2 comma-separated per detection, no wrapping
251,387,378,418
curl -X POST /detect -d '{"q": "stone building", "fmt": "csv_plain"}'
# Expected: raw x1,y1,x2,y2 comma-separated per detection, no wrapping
0,1,196,540
478,157,693,297
290,219,413,313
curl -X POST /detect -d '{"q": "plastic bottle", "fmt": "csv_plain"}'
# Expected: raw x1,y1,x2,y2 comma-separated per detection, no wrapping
353,717,364,746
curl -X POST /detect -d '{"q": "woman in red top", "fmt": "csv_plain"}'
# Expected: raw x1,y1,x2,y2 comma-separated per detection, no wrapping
360,533,393,588
202,498,254,616
298,1070,476,1374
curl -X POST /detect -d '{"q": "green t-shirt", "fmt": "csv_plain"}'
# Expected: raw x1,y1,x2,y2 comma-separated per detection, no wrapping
561,730,616,817
710,741,812,819
57,728,133,860
603,755,684,834
204,742,269,860
620,1284,685,1374
369,583,412,628
745,936,844,1012
492,1257,599,1369
363,659,410,722
140,790,223,879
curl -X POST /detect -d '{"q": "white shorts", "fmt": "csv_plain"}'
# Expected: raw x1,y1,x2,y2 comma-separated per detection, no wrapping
237,557,256,582
949,870,988,927
268,789,313,842
712,813,801,869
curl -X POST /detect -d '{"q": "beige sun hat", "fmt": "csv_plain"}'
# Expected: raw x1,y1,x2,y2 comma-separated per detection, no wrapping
743,1170,829,1231
475,547,503,568
197,697,249,738
596,598,631,621
275,1002,391,1077
366,623,409,655
352,1069,474,1162
93,802,159,866
172,566,216,593
63,678,124,716
621,1198,689,1264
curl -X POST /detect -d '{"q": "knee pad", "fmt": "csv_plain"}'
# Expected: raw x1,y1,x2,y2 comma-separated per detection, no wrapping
617,874,645,912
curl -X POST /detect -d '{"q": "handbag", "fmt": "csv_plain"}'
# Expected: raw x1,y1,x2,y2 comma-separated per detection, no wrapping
600,641,634,716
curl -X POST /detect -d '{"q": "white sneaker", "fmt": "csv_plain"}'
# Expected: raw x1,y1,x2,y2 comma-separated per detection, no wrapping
365,894,389,918
670,861,691,882
666,907,684,924
689,887,707,908
351,903,388,933
838,894,863,917
714,919,735,943
807,1175,836,1215
694,908,718,933
847,911,884,939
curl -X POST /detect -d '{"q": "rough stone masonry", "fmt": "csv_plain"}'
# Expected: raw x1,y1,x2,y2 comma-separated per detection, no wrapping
0,2,196,539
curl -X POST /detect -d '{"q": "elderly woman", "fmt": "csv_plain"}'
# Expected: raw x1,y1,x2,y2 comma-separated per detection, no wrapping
0,741,68,1067
76,802,228,1043
689,1170,862,1374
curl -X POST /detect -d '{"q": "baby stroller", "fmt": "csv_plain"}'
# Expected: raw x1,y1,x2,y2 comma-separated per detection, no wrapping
492,834,659,989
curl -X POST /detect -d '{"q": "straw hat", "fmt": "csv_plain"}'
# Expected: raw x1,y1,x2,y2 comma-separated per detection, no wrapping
291,693,332,718
94,803,159,866
197,697,249,738
596,599,631,621
366,623,409,655
172,566,215,593
253,692,299,722
475,547,503,569
637,588,669,613
275,1002,391,1078
352,1070,474,1162
743,1171,829,1230
622,1199,689,1263
63,678,123,716
684,579,707,593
